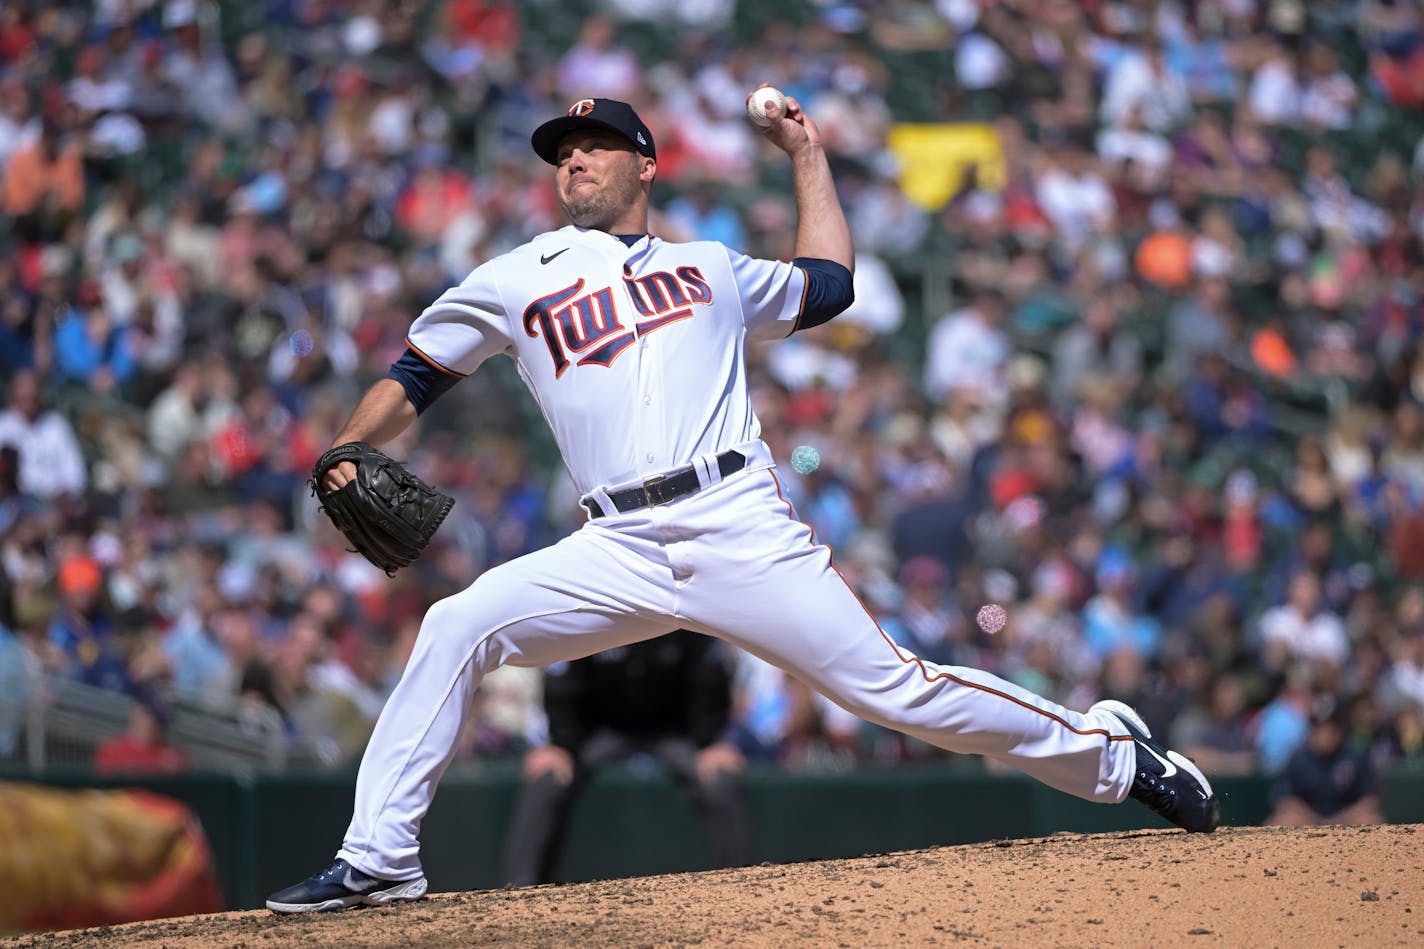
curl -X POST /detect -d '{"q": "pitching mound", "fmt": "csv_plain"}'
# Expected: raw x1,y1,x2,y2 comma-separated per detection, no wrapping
8,824,1422,947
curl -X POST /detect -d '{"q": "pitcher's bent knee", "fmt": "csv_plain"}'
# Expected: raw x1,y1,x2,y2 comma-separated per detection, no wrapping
414,594,500,668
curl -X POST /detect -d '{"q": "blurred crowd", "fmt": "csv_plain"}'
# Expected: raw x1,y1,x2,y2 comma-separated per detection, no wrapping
2,0,1424,783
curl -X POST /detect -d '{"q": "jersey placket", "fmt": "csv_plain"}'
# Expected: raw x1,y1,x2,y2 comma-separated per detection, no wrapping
618,243,669,480
616,242,693,598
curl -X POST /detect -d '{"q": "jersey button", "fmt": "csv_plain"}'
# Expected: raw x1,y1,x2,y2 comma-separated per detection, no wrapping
645,453,655,463
642,395,652,406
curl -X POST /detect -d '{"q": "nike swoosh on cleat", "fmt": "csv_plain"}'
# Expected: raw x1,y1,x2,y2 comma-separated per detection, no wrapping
541,248,569,265
342,869,379,893
1138,741,1178,778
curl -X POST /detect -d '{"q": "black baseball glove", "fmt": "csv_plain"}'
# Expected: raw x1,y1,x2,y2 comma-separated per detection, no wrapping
310,442,455,576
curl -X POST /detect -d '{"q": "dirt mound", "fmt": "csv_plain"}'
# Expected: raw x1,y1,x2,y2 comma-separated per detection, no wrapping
8,825,1422,947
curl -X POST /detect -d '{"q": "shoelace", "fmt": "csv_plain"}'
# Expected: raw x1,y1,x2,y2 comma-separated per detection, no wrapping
314,861,350,884
1132,768,1179,814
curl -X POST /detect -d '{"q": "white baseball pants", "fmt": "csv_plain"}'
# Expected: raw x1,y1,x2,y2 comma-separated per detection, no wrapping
338,465,1138,879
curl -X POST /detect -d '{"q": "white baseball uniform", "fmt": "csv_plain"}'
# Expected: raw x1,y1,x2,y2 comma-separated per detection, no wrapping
337,225,1138,880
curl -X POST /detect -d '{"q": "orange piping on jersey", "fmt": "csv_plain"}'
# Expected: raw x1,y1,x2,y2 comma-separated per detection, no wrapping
766,470,1134,743
788,265,812,335
404,337,469,378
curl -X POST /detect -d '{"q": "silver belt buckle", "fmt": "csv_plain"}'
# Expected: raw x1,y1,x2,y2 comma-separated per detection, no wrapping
642,473,673,506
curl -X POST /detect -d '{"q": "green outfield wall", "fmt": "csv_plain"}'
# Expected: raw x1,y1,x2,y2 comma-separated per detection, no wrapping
6,764,1422,911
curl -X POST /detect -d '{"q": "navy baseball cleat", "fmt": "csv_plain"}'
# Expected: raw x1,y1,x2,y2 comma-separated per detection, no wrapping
1092,700,1221,833
266,858,428,913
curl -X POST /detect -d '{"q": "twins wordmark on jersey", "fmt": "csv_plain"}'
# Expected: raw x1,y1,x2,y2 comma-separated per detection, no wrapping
405,226,809,493
522,265,713,377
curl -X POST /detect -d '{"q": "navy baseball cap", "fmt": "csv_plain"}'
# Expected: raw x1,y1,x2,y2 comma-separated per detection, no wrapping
531,98,656,165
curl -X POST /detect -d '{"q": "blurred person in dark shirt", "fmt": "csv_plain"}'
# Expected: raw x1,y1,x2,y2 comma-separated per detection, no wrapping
1267,696,1382,827
501,630,752,886
893,556,960,667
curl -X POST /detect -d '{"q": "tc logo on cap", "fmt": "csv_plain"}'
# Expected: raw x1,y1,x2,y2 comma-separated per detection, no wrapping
568,99,595,117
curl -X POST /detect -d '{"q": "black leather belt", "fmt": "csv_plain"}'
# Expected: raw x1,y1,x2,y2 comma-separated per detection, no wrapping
585,450,747,518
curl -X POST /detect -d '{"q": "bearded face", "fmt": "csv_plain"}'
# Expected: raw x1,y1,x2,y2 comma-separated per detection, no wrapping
554,130,650,231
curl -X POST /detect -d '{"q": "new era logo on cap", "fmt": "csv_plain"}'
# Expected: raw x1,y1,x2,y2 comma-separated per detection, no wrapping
531,98,657,165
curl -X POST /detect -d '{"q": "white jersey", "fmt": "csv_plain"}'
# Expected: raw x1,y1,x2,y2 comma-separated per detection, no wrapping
406,225,808,494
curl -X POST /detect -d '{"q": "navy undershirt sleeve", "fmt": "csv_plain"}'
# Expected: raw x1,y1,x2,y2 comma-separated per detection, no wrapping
386,348,460,415
791,256,854,331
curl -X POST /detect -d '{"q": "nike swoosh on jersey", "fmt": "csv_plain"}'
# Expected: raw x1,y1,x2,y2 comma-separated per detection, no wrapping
541,248,569,265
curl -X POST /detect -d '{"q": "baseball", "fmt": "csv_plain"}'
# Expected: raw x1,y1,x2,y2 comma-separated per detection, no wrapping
746,86,787,128
789,444,821,475
976,603,1007,635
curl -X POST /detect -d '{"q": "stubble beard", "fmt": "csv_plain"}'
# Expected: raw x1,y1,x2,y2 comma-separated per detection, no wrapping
560,162,641,231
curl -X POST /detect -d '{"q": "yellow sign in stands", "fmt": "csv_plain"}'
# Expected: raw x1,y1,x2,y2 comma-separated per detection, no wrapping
886,123,1006,211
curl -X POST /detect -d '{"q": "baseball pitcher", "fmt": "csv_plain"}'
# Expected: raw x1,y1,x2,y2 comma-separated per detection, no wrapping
268,90,1219,913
